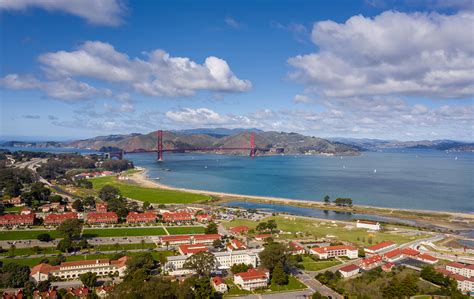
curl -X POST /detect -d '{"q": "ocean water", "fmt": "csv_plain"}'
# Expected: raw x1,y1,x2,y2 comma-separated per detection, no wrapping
127,150,474,213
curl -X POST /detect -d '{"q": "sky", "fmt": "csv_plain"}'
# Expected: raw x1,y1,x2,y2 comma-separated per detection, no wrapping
0,0,473,141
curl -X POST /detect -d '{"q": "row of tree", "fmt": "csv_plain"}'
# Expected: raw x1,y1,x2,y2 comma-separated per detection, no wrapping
323,195,353,207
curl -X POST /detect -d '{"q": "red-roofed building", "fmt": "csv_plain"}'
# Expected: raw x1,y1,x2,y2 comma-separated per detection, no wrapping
33,288,57,299
0,213,35,227
227,239,246,251
87,212,118,225
401,248,420,257
96,203,108,213
289,242,305,255
44,212,77,226
162,211,194,223
67,287,89,298
211,276,228,293
310,245,358,259
20,208,32,215
446,262,474,278
361,254,383,270
196,214,212,223
255,234,272,241
160,234,221,246
383,248,403,262
436,265,474,293
234,269,270,290
178,244,209,256
126,212,156,224
95,285,114,298
338,264,360,278
365,241,397,255
229,226,249,235
414,253,438,264
2,289,23,299
382,262,395,272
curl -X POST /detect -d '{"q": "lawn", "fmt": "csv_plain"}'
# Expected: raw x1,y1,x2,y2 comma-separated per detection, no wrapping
299,256,341,271
223,216,427,246
4,206,22,213
90,176,210,204
83,227,166,238
95,243,156,251
166,226,205,235
268,276,307,292
0,246,60,257
0,230,61,240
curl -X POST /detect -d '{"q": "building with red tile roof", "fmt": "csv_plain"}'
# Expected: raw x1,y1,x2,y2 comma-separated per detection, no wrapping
289,242,305,255
227,239,246,251
30,256,129,282
229,225,249,235
436,265,474,293
126,211,156,224
233,268,270,290
414,253,438,264
2,289,23,299
44,212,77,226
160,234,221,246
338,264,360,278
446,262,474,278
401,248,420,257
361,254,383,270
87,212,118,224
196,214,212,222
364,241,397,255
0,213,35,227
310,245,358,259
96,203,108,213
162,211,194,223
254,234,272,241
382,248,403,262
381,262,395,272
178,244,209,255
67,287,89,298
211,276,228,293
32,288,57,299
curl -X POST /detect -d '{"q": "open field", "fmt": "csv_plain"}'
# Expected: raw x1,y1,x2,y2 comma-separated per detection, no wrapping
90,176,211,204
4,206,23,213
222,216,428,245
166,226,205,235
267,276,307,292
0,230,61,241
0,246,60,256
0,250,175,268
299,256,341,271
95,243,156,251
83,227,167,238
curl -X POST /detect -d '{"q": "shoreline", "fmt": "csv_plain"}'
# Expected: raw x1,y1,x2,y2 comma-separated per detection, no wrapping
129,167,474,228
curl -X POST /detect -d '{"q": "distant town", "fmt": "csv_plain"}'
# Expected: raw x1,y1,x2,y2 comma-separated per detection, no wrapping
0,149,472,298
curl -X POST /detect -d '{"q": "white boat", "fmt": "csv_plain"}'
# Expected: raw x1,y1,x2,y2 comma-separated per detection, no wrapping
155,177,160,180
373,169,377,173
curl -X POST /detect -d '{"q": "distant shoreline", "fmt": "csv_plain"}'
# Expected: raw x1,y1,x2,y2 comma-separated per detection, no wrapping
129,167,474,230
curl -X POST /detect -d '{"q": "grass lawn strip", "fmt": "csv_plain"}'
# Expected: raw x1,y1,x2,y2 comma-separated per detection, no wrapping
90,176,210,204
83,227,166,238
0,230,61,241
165,226,206,235
299,256,341,271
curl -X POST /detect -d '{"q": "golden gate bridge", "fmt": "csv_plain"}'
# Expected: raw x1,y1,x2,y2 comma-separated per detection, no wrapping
106,130,262,161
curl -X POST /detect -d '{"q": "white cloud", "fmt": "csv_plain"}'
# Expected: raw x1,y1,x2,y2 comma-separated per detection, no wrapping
288,11,474,99
0,0,126,26
293,94,314,103
38,41,251,97
225,16,242,29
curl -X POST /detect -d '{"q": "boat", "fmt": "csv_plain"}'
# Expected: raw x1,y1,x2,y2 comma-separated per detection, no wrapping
373,169,377,173
155,177,160,180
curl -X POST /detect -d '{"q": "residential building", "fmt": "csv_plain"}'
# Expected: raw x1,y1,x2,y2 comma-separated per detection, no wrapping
229,226,249,235
96,203,108,213
254,234,272,241
20,208,32,215
211,277,228,293
87,212,118,225
310,245,358,259
361,254,383,270
227,239,246,251
30,256,129,282
233,268,269,291
95,285,114,298
162,211,194,223
288,242,305,255
164,249,262,276
356,220,381,231
436,267,474,293
0,213,35,226
66,287,89,298
382,247,438,264
364,241,397,255
178,244,209,256
446,262,474,278
382,248,403,262
381,262,395,272
126,211,156,224
414,253,438,264
338,264,360,278
196,214,212,223
33,288,58,299
159,234,221,246
44,212,77,226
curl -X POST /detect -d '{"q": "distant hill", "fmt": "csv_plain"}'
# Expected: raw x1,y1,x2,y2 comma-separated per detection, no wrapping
328,138,474,152
64,130,359,156
173,128,263,138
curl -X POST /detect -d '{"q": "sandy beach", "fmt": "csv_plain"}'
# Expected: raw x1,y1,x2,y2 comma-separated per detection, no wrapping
129,167,474,228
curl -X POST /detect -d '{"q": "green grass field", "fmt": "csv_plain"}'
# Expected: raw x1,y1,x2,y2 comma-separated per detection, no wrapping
267,276,307,292
90,176,210,204
222,216,427,245
0,246,60,257
299,256,341,271
4,206,23,213
166,226,205,235
83,227,166,238
0,230,61,241
95,243,156,251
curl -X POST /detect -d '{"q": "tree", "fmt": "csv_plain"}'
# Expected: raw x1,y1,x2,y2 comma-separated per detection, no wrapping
107,197,129,219
323,195,330,205
83,196,96,208
183,251,216,277
256,222,268,232
80,272,98,288
37,280,51,292
8,244,15,257
266,220,277,232
259,242,287,271
231,263,250,274
49,194,63,203
78,238,89,249
193,277,214,299
312,292,326,299
57,237,74,253
272,261,288,285
125,253,155,278
212,239,224,249
1,263,30,287
205,222,218,234
142,201,151,210
57,218,83,239
99,185,120,201
72,199,84,212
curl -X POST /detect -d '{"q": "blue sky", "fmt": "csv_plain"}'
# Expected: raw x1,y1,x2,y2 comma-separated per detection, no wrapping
0,0,473,141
